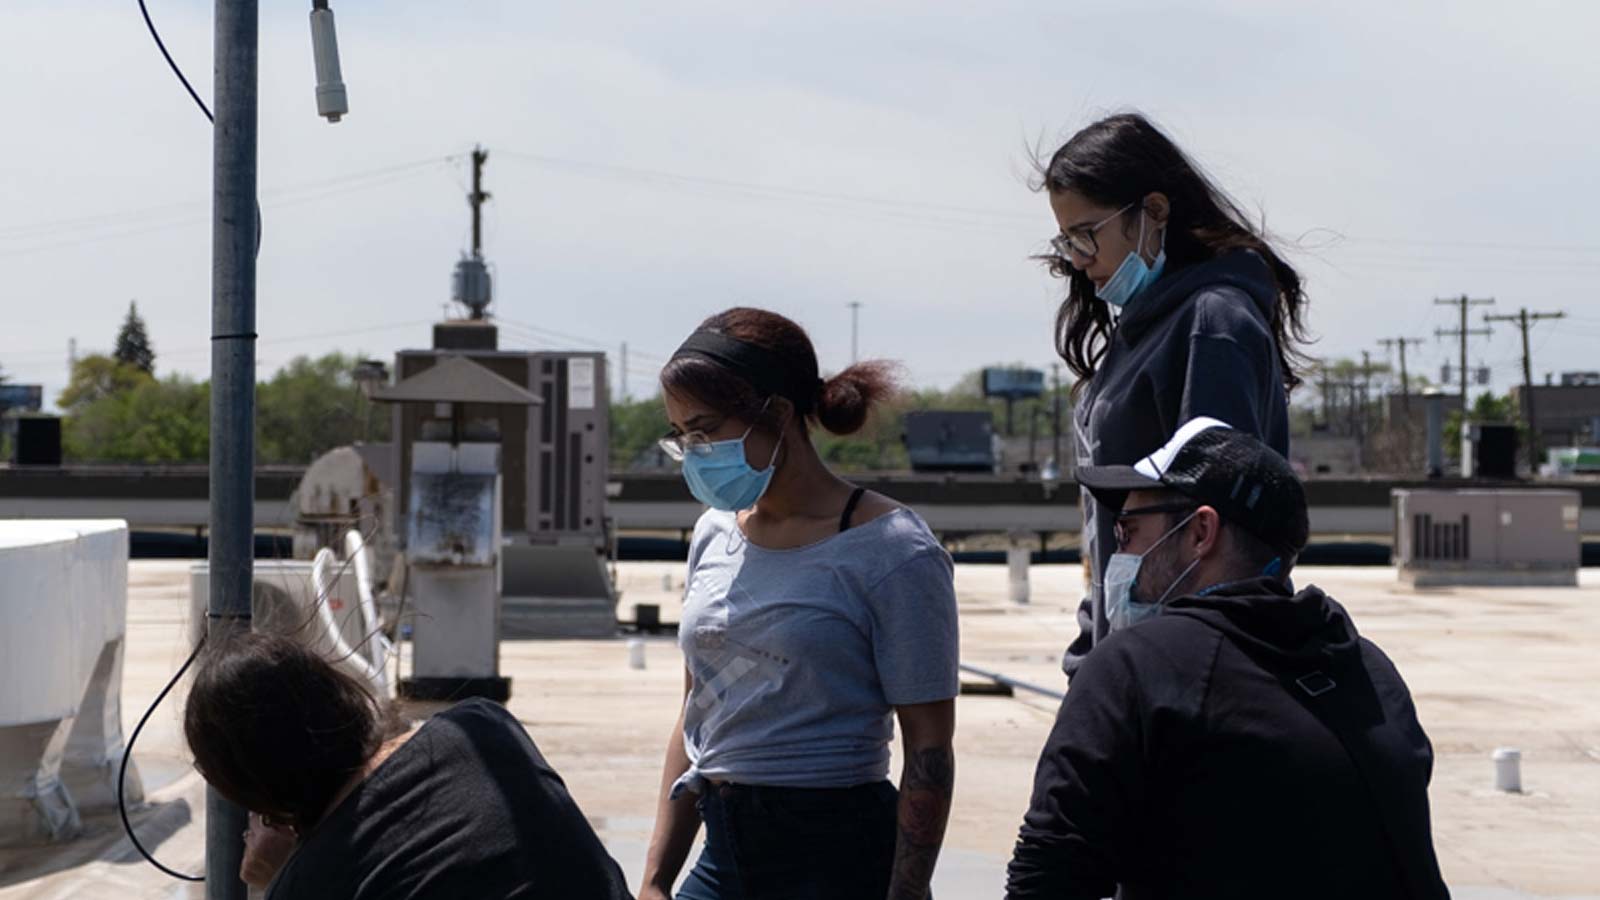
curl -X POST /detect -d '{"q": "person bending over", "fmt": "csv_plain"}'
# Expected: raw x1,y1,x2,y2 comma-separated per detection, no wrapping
184,631,633,899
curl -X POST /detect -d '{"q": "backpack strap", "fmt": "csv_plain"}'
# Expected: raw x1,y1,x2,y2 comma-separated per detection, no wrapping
1176,614,1448,900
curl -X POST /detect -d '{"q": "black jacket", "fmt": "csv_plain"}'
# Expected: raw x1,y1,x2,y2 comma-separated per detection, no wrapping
1008,578,1449,900
1064,251,1291,678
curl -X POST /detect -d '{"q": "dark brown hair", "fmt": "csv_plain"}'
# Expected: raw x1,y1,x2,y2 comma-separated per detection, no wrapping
661,307,899,436
183,631,402,832
1035,113,1311,396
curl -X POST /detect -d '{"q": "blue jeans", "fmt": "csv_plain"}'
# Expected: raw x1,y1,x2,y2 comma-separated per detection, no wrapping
675,781,903,900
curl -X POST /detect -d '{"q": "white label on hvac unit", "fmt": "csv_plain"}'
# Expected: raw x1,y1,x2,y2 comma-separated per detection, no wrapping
1563,504,1580,531
1500,510,1513,527
568,358,596,409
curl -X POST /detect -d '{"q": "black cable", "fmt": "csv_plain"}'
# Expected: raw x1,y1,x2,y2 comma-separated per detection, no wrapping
136,0,263,257
136,0,213,123
118,632,207,883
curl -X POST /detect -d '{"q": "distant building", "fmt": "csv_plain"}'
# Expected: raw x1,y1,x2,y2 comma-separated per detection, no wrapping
905,411,997,473
0,385,45,457
1510,376,1600,451
0,385,43,414
1382,392,1464,435
1290,431,1363,476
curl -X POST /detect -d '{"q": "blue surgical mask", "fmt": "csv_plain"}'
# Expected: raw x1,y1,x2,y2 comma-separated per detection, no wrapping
680,419,785,512
1103,510,1198,632
1097,210,1166,309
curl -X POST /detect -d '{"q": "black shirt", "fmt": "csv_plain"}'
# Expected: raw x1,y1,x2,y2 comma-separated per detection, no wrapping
267,698,633,900
1008,578,1449,900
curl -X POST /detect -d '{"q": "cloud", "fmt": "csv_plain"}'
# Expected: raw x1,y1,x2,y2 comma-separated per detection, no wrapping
2,0,1597,409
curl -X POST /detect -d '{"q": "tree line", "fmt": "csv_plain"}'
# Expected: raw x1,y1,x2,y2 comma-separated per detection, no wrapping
52,306,1523,471
60,302,389,464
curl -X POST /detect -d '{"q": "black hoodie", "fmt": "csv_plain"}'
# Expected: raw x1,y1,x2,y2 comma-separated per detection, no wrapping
1008,578,1449,900
1065,251,1291,678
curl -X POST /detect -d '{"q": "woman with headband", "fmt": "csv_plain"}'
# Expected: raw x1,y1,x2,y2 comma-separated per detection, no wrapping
639,307,959,900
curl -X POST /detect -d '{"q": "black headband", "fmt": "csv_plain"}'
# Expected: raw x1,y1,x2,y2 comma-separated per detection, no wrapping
670,330,821,410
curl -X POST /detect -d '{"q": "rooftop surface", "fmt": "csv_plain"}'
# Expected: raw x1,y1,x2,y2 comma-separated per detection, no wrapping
2,560,1597,899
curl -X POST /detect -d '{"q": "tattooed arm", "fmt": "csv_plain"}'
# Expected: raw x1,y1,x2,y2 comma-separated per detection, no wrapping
888,699,956,900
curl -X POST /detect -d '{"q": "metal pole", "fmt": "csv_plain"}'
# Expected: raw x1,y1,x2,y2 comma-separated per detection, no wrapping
848,301,861,365
1518,309,1535,468
958,663,1063,702
1425,391,1445,478
1050,363,1062,467
206,0,258,896
470,145,489,258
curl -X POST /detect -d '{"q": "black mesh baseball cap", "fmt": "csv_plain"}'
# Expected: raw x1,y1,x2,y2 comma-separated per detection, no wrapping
1075,417,1310,558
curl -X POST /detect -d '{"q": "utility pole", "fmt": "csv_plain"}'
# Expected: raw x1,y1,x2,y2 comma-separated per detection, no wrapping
1027,403,1039,470
1377,336,1425,414
207,0,258,896
848,301,862,365
1050,362,1063,467
1315,362,1357,436
1359,350,1375,440
469,145,490,259
1378,336,1424,469
620,342,630,402
1316,366,1331,429
1484,308,1566,469
1435,295,1494,412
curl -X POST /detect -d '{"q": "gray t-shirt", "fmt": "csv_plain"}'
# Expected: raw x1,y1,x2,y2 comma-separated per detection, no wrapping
672,507,959,797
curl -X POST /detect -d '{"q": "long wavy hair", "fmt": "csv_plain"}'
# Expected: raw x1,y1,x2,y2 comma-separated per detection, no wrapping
1037,113,1311,395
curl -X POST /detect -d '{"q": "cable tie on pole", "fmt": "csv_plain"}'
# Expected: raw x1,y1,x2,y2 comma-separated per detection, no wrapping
209,332,259,341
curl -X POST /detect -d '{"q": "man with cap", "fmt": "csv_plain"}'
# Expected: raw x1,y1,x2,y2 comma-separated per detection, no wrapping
1005,418,1449,900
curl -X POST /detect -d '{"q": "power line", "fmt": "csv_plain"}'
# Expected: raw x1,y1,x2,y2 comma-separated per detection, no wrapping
0,159,452,258
496,149,1037,224
1336,235,1600,255
493,316,673,363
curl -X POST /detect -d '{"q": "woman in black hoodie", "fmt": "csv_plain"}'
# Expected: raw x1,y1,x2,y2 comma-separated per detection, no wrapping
1040,112,1312,677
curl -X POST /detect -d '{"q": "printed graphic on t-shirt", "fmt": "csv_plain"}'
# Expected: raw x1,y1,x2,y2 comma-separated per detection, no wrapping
685,572,790,715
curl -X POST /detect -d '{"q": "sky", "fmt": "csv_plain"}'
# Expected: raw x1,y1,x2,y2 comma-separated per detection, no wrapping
3,0,1599,411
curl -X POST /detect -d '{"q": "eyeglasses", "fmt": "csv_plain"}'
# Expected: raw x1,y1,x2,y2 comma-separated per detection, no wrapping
1113,501,1197,551
1050,202,1134,260
657,398,774,461
657,421,729,461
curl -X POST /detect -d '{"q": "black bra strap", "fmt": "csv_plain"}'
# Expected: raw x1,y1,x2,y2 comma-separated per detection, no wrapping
839,487,867,533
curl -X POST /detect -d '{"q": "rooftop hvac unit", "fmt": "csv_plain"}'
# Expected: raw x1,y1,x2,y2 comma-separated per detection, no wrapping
502,351,616,638
12,416,62,466
904,411,996,473
1462,423,1518,479
388,348,616,640
525,352,609,542
1392,489,1580,587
